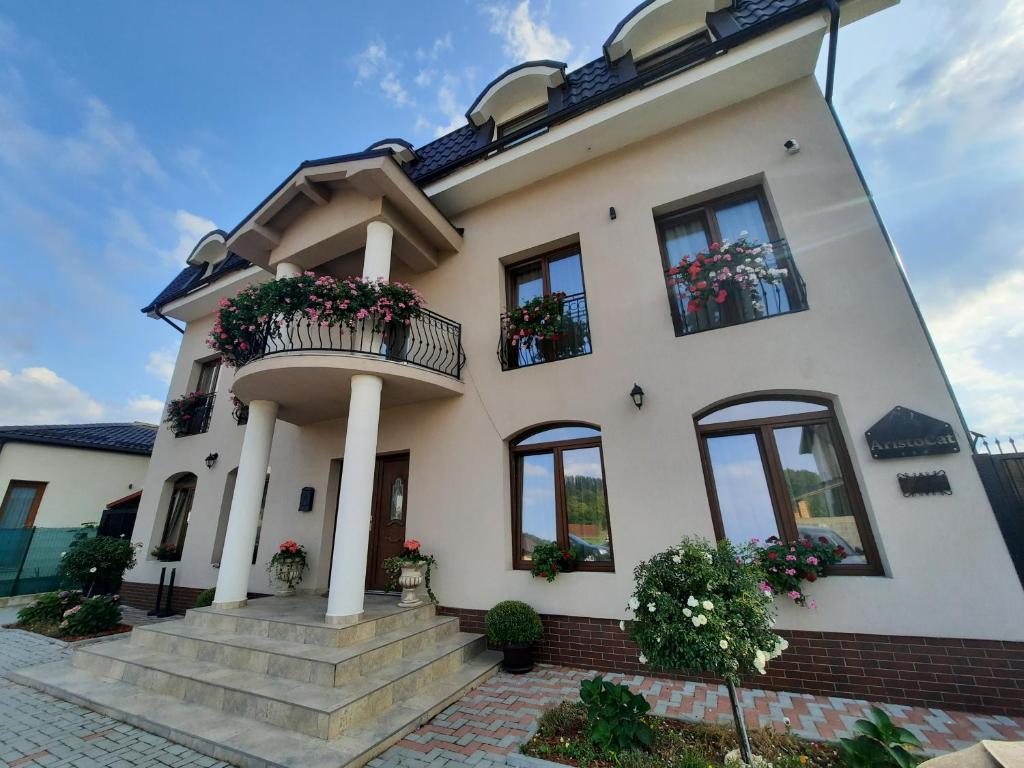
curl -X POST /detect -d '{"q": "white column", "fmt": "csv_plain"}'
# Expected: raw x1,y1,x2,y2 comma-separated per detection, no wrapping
213,399,279,608
276,262,302,279
324,222,394,623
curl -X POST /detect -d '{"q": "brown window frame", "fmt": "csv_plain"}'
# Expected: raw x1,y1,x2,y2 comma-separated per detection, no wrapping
505,244,588,309
0,480,47,528
496,105,548,141
510,424,615,573
695,396,882,576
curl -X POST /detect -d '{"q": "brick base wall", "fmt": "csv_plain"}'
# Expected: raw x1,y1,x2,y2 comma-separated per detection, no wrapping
439,606,1024,717
120,580,210,615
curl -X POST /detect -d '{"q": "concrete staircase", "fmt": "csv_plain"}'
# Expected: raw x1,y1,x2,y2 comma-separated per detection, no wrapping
12,596,501,768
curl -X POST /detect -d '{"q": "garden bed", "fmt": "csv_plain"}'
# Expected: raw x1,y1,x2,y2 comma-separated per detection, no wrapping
4,621,133,642
521,701,843,768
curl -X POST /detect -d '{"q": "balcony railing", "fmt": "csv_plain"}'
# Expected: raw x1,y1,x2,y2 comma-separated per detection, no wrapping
666,239,807,336
238,310,465,380
498,292,592,371
174,393,215,437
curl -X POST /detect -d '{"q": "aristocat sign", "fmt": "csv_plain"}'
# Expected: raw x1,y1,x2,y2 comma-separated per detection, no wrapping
865,406,960,459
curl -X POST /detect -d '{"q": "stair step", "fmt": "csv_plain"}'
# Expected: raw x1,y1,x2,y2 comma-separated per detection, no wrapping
11,651,502,768
133,614,461,686
185,598,436,649
75,631,487,739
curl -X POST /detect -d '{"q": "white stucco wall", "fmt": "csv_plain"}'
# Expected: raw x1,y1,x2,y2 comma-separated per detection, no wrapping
0,443,148,528
127,76,1024,641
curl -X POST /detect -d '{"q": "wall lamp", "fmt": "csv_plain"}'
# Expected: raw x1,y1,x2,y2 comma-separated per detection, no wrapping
630,383,645,410
204,452,219,470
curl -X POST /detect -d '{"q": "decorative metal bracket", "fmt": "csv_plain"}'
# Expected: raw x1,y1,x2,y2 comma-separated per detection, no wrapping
898,470,952,497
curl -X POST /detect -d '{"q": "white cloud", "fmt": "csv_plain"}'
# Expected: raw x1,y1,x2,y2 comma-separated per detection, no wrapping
145,349,176,384
921,254,1024,437
353,40,415,109
176,146,220,192
61,96,165,181
414,69,434,88
380,72,412,108
162,208,216,266
484,1,572,64
120,395,164,424
0,366,104,425
354,41,388,81
416,33,453,62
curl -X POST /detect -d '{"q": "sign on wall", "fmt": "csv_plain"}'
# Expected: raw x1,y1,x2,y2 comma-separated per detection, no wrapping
865,406,960,459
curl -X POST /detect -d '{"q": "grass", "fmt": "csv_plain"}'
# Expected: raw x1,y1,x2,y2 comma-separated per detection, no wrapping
522,701,845,768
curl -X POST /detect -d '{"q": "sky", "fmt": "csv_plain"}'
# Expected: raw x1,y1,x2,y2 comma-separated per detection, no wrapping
0,0,1020,439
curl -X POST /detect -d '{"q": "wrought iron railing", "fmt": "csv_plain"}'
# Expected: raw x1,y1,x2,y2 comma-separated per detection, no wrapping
238,310,465,380
666,240,807,336
174,393,215,437
498,292,592,371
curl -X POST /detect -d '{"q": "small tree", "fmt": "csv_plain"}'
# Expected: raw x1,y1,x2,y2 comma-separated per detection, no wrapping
59,536,138,595
624,537,786,765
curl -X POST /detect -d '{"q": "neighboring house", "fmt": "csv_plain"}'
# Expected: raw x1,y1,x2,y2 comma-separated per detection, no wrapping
126,0,1024,713
0,423,156,529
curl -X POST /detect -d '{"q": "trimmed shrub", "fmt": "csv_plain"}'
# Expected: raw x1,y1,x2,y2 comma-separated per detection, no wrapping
484,600,543,646
194,588,215,608
60,594,122,637
17,590,81,626
59,535,137,594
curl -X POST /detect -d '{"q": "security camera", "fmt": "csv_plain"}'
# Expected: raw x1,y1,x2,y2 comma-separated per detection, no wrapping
784,139,800,155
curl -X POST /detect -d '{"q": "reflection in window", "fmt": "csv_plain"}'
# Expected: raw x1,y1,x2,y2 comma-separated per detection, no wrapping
697,398,879,573
159,474,197,560
512,424,613,568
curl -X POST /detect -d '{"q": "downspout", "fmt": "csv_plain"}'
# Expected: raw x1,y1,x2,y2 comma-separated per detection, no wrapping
154,307,185,334
820,0,974,447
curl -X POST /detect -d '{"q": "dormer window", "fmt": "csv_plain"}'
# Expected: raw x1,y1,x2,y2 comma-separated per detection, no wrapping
496,105,549,146
635,29,711,75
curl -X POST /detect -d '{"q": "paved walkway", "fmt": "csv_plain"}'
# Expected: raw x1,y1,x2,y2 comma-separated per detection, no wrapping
1,624,1022,768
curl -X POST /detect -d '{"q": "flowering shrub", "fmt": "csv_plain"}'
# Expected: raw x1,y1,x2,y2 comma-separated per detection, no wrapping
165,392,211,434
59,535,137,594
384,540,438,604
267,540,308,590
150,542,180,561
755,536,847,607
208,272,426,367
17,590,82,626
529,541,577,582
60,594,122,637
665,236,786,315
503,292,571,350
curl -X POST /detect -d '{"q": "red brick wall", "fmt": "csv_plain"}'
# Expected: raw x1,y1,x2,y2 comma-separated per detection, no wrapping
120,580,210,615
439,606,1024,717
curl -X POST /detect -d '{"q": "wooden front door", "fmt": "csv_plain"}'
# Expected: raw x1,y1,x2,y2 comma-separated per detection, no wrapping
365,454,409,591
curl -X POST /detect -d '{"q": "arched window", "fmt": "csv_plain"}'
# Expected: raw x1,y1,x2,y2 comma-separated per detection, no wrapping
158,473,197,561
511,424,613,570
696,397,880,574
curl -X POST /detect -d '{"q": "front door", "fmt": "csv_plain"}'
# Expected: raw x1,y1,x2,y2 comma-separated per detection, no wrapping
365,454,409,591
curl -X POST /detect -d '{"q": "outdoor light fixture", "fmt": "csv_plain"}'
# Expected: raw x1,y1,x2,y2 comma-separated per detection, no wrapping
630,383,645,410
205,452,219,469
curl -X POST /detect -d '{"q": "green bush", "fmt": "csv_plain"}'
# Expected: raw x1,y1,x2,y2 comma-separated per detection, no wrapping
60,595,122,637
839,706,923,768
484,600,543,646
59,535,137,593
579,676,654,753
194,588,216,608
537,701,587,738
17,590,82,626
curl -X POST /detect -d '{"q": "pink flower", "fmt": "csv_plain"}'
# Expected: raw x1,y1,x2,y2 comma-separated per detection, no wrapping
806,556,819,565
785,568,796,576
787,590,802,600
785,554,797,561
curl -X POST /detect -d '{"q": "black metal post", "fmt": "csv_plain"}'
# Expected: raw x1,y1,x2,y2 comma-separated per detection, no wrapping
726,679,753,764
148,567,166,616
162,568,176,617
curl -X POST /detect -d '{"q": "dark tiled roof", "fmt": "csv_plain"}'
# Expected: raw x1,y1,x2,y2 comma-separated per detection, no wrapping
0,423,158,456
563,58,625,109
141,252,251,314
731,0,809,29
405,125,482,184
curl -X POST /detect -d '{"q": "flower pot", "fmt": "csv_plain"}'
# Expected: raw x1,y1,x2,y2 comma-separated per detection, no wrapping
501,643,535,674
273,561,304,596
397,564,425,607
558,557,577,574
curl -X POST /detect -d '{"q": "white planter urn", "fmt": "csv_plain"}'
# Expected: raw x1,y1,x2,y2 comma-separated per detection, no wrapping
397,564,425,607
273,561,304,596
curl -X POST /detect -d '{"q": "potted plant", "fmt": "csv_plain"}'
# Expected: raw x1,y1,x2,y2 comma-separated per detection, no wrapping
165,392,210,436
484,600,544,674
266,540,308,595
150,542,179,562
754,535,848,607
530,541,578,582
383,539,438,607
502,292,570,363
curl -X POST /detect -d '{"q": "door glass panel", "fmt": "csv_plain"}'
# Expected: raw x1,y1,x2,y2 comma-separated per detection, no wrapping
705,433,779,545
562,447,612,563
773,424,867,563
519,453,557,561
510,263,544,306
0,486,39,528
389,477,405,522
548,252,584,296
714,198,770,243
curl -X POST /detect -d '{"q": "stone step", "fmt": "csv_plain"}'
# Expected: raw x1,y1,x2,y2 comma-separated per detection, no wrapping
74,630,487,740
132,614,461,686
185,598,436,649
11,650,502,768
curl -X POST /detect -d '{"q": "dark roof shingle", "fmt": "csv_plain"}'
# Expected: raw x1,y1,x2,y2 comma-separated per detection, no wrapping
0,423,158,455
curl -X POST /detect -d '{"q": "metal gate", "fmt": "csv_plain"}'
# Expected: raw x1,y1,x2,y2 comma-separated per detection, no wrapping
974,447,1024,588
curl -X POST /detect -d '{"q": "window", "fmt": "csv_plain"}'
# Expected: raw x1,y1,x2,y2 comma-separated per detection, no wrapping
196,359,221,394
500,246,592,369
497,105,548,147
0,481,47,528
177,359,220,437
655,187,807,335
158,474,196,560
696,397,880,574
511,424,614,570
635,30,711,76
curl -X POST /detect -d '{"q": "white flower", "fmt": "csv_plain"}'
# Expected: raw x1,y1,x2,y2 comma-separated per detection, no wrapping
692,616,702,627
753,649,768,674
686,596,699,608
628,597,640,611
671,555,682,564
703,552,713,563
683,608,692,617
638,653,648,664
89,567,97,573
702,600,714,611
619,620,626,631
647,602,656,612
720,640,729,650
697,614,708,625
60,551,67,558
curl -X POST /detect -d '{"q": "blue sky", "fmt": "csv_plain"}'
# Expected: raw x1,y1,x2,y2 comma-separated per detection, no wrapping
0,0,1020,438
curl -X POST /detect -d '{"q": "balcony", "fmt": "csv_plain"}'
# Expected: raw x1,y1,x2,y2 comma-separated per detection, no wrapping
173,393,215,438
231,311,466,425
665,240,807,336
498,292,592,371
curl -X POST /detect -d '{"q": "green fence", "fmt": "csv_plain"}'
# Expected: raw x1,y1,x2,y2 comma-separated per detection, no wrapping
0,527,95,597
